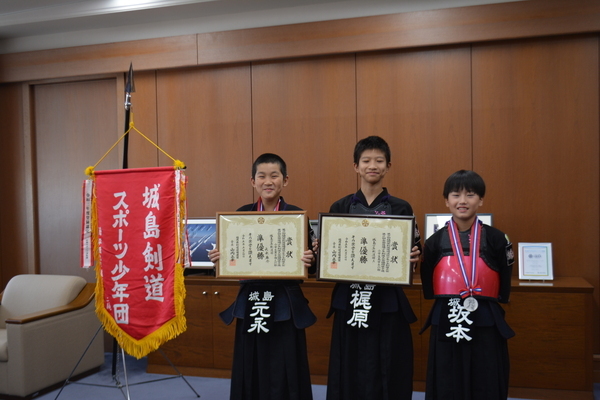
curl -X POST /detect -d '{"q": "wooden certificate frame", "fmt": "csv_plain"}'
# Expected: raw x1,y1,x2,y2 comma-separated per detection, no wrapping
317,213,415,285
216,211,308,279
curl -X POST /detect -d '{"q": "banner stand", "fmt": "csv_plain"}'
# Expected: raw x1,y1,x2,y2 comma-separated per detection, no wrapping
53,325,200,400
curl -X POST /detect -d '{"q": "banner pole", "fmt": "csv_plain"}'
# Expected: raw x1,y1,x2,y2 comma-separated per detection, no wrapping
112,62,135,379
122,62,134,170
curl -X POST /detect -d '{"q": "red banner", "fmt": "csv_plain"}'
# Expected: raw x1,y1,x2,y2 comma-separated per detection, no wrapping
84,166,187,358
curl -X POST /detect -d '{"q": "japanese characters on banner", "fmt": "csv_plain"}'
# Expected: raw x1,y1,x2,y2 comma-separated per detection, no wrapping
82,166,188,359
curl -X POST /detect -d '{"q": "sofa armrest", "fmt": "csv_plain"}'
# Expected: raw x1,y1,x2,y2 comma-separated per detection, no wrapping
5,283,96,324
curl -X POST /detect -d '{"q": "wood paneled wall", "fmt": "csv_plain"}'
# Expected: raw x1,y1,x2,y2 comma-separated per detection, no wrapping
252,55,358,214
32,78,120,279
356,46,474,221
472,36,599,284
0,0,598,357
155,65,254,216
0,84,28,279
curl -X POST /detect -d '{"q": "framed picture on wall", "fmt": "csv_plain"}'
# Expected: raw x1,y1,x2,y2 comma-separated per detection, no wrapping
186,218,217,268
518,242,554,281
424,213,493,240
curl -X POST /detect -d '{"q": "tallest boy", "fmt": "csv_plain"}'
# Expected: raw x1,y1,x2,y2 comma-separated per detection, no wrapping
326,136,421,400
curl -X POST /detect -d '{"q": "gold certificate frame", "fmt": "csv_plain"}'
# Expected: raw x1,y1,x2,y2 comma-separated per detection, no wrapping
216,211,308,279
317,213,415,285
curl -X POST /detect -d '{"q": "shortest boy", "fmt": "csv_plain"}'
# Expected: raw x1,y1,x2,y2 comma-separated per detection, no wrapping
420,169,515,400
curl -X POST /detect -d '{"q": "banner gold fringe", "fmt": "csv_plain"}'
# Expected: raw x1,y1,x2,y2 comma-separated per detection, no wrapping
94,263,187,359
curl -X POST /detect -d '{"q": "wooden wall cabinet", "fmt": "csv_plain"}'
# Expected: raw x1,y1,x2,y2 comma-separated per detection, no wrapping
147,278,239,376
504,277,594,391
148,276,594,397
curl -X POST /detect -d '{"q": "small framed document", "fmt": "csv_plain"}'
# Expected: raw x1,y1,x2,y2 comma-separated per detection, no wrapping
518,242,554,280
216,211,308,279
317,213,415,285
424,213,493,240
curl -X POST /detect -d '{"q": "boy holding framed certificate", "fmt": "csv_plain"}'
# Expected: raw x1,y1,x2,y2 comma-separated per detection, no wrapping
208,153,317,400
325,136,422,400
420,170,515,400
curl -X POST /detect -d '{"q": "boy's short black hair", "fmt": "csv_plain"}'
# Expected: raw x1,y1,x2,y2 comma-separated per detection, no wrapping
252,153,287,178
443,170,486,198
353,136,391,164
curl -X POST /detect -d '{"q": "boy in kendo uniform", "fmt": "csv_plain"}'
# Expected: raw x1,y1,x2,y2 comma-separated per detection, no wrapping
325,136,421,400
420,169,515,400
209,153,317,400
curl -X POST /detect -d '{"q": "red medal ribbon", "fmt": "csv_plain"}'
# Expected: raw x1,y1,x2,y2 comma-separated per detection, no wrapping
257,197,281,211
448,217,482,298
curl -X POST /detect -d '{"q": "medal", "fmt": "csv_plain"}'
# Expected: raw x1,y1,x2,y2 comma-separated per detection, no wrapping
463,296,479,312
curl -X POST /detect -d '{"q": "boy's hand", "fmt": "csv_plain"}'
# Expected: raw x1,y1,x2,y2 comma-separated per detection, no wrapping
410,246,421,271
409,246,421,263
208,248,220,265
301,249,314,268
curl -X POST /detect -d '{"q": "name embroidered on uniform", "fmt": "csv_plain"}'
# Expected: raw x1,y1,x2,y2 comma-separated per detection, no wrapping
247,290,275,334
445,297,473,342
347,283,376,328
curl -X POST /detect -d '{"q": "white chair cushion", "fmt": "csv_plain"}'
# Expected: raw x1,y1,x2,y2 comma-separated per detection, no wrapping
0,275,87,320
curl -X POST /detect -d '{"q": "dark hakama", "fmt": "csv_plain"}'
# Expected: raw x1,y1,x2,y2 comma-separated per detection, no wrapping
425,325,509,400
230,315,313,400
222,280,316,400
327,305,414,400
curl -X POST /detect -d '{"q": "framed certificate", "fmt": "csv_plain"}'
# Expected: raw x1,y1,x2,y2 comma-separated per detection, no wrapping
518,242,554,280
424,213,493,240
216,211,308,279
317,213,415,285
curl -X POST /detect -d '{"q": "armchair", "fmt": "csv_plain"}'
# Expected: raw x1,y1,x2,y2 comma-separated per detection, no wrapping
0,274,104,397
